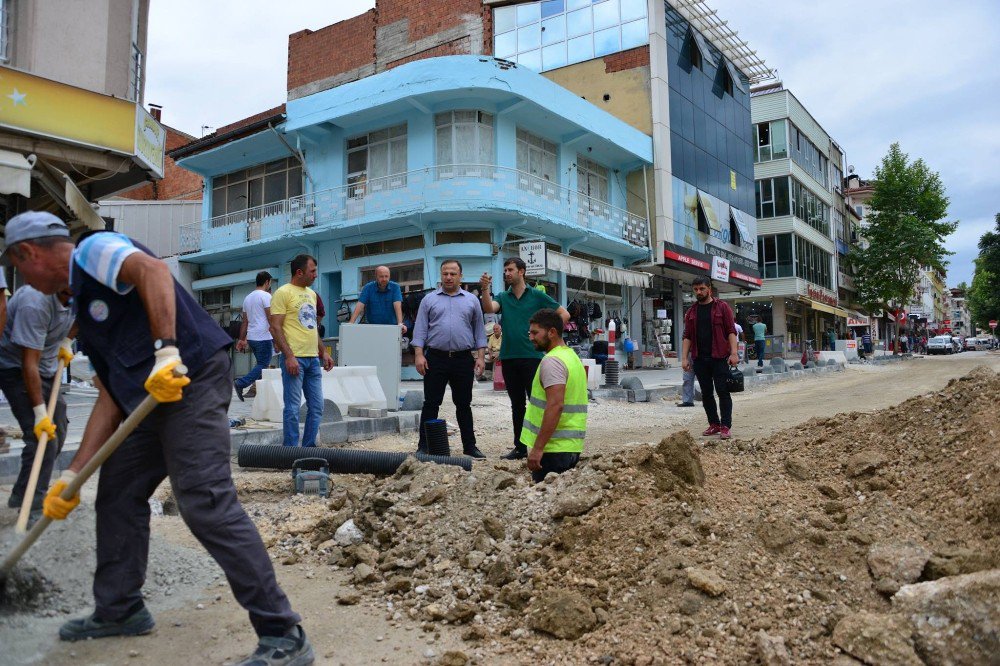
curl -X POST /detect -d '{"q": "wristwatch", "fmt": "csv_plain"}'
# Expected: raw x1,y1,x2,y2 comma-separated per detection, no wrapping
153,338,178,351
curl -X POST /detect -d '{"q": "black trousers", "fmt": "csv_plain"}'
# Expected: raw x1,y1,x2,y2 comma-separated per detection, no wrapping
93,349,299,637
0,367,69,507
501,357,541,451
531,451,580,484
693,356,732,428
418,350,476,452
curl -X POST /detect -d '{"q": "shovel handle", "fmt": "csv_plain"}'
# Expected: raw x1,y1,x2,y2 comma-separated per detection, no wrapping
1,365,186,578
15,359,67,533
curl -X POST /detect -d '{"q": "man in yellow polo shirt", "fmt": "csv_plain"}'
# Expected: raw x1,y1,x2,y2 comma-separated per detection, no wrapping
520,308,588,483
269,254,333,447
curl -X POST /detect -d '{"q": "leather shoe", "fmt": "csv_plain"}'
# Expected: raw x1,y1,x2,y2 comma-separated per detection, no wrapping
234,380,245,402
501,447,528,460
464,447,487,459
675,402,695,407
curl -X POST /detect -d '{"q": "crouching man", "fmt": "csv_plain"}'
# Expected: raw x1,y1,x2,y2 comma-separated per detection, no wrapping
1,211,313,665
521,309,588,483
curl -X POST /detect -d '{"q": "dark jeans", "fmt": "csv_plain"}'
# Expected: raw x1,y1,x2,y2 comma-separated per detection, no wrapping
93,349,299,637
531,451,581,484
235,339,273,390
754,340,766,367
693,356,732,428
0,368,69,506
418,350,476,453
501,357,541,451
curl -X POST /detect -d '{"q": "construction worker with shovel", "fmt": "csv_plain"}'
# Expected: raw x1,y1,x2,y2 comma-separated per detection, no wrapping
0,212,313,666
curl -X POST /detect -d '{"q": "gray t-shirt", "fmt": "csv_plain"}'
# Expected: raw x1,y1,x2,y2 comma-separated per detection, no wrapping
0,285,74,377
538,354,569,388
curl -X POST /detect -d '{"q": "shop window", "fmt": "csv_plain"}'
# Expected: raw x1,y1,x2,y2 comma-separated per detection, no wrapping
343,235,424,260
435,111,495,177
360,261,424,294
435,230,492,245
346,124,408,199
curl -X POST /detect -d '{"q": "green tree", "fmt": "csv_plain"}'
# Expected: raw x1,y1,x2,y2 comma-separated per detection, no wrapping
967,213,1000,331
850,143,956,351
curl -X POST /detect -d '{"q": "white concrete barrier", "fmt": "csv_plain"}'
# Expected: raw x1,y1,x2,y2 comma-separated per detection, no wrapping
817,351,848,365
251,366,387,423
581,359,602,390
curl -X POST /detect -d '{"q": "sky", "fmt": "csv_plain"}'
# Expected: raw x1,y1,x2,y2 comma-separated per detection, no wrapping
145,0,998,287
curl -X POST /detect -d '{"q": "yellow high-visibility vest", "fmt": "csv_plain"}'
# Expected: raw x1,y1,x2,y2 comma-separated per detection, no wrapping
520,345,587,453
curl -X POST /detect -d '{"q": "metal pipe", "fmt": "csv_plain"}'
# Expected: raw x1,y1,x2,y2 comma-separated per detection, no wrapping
237,445,472,474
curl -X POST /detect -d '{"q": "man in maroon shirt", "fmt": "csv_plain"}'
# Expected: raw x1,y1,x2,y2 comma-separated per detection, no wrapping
681,276,740,439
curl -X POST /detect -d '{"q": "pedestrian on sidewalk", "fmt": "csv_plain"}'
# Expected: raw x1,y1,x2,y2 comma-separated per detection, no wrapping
752,316,767,367
479,257,569,460
521,308,588,483
676,347,695,407
270,254,334,448
681,276,739,440
2,211,313,664
234,271,273,401
861,330,873,357
485,323,502,380
412,259,487,459
0,283,74,515
348,265,406,332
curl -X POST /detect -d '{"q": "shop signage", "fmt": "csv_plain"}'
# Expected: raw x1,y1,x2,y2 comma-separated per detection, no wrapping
846,340,857,349
663,246,710,270
806,286,837,307
519,241,547,277
847,316,869,327
730,269,762,286
134,105,166,178
711,255,730,282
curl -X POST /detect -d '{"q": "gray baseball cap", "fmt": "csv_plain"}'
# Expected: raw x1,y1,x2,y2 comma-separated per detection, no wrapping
1,211,70,266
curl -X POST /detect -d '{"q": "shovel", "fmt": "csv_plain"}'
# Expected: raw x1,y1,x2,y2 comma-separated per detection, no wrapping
0,366,185,597
15,358,67,533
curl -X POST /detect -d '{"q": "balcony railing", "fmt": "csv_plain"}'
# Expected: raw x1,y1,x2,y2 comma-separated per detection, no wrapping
179,165,649,255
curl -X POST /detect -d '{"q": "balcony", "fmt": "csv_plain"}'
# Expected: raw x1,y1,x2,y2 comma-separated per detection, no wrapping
179,165,649,256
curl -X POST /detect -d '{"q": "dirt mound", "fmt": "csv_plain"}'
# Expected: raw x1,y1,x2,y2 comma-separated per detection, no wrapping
246,366,999,664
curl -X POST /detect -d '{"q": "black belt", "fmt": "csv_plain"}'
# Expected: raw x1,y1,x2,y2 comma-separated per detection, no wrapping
425,348,474,357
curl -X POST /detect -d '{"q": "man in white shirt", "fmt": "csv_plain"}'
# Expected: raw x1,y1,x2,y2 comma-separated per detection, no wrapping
234,271,273,401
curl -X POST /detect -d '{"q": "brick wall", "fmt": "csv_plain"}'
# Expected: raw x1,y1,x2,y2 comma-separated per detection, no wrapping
604,46,650,74
287,10,376,92
121,126,203,201
287,0,492,96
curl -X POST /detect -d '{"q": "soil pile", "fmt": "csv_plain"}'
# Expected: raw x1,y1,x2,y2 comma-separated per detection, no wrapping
244,366,999,664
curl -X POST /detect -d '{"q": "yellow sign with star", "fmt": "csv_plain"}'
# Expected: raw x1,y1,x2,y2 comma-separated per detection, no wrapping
0,65,135,155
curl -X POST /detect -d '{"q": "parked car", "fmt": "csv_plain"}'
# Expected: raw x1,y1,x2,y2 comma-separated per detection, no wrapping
964,337,982,351
927,335,953,355
951,336,963,352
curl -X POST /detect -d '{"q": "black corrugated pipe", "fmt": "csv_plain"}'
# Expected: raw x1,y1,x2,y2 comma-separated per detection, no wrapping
237,445,472,474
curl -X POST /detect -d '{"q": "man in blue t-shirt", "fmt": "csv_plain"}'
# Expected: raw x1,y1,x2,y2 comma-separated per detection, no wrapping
348,265,405,332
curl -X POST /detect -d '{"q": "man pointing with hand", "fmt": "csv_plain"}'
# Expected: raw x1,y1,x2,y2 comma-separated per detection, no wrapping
1,212,313,665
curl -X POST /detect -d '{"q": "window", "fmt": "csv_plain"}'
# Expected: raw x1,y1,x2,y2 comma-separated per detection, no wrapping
576,155,609,204
211,158,303,222
795,236,832,289
343,235,425,260
200,288,232,326
360,261,424,294
687,30,703,70
346,124,407,198
435,230,492,245
755,177,790,219
757,234,793,279
516,128,558,183
791,178,830,236
789,122,828,188
729,210,741,247
435,111,494,176
494,0,648,72
754,119,787,163
0,0,9,62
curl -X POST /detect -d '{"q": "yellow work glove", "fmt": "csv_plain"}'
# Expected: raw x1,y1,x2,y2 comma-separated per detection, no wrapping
58,338,75,366
33,404,56,440
44,470,80,520
144,346,190,403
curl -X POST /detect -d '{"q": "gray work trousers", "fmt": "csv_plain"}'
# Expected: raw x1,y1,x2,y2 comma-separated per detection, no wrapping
0,367,68,506
93,349,299,637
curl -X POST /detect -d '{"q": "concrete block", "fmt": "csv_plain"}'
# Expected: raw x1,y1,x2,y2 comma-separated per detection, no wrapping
789,362,803,370
300,399,343,423
396,412,420,432
253,367,388,424
400,390,424,411
741,366,756,378
790,370,804,378
627,389,650,403
347,406,388,418
769,357,787,372
620,376,644,390
761,366,774,374
817,351,848,365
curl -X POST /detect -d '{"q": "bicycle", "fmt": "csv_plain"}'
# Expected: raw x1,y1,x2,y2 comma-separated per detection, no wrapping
801,338,815,366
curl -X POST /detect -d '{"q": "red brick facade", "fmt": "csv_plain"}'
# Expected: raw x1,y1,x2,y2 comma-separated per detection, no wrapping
287,11,376,92
287,0,492,95
604,46,650,74
121,126,203,201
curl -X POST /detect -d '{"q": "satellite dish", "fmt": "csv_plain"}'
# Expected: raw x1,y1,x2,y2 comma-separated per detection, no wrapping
848,165,856,174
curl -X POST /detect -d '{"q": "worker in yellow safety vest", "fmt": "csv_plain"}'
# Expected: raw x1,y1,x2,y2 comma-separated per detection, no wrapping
520,308,588,483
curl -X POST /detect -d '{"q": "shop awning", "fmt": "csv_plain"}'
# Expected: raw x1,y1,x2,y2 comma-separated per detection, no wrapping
804,299,850,318
547,251,651,288
0,149,33,197
192,267,281,291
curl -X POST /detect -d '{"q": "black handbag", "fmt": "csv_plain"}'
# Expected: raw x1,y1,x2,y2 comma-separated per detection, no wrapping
724,366,745,393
